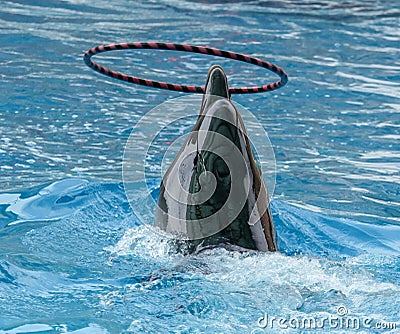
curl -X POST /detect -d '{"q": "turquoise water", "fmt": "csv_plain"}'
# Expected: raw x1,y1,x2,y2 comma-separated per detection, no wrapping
1,0,399,333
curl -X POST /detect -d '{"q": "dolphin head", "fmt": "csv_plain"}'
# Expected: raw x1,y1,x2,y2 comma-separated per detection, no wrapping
155,65,276,253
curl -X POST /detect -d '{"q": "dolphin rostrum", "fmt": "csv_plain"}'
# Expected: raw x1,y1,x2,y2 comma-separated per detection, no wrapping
155,65,277,253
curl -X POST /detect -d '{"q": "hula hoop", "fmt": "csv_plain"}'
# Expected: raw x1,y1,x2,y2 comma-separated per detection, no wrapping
83,42,288,94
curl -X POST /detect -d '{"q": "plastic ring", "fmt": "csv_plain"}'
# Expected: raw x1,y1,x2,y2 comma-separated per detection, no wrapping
83,42,288,94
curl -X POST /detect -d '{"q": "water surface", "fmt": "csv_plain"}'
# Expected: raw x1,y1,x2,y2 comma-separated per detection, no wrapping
0,0,399,333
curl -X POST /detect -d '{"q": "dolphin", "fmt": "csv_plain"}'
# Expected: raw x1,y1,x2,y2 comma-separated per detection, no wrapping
155,65,276,253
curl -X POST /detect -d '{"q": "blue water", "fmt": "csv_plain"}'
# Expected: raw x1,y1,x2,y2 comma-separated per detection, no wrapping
1,0,399,333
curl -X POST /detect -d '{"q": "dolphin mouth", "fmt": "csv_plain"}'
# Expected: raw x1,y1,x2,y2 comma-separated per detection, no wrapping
200,65,230,115
204,65,229,98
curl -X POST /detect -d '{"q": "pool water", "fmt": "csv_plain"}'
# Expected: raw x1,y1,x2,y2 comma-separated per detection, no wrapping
0,0,399,333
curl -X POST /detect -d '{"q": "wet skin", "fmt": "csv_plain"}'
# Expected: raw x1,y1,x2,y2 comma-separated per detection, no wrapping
155,65,276,253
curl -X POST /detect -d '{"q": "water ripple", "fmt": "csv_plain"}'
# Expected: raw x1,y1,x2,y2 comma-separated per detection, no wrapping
1,0,399,331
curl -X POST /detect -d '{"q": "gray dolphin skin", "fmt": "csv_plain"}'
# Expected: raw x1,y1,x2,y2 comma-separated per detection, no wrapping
155,65,277,253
